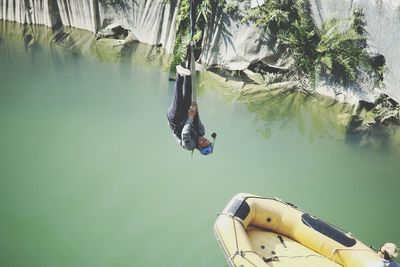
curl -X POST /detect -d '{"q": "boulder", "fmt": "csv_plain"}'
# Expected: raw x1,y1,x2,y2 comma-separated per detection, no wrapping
95,23,130,40
346,93,400,148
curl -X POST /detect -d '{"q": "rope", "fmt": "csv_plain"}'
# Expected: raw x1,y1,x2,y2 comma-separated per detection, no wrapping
189,0,197,102
327,247,375,260
190,42,197,101
232,215,239,254
217,198,377,266
221,214,358,266
228,216,258,267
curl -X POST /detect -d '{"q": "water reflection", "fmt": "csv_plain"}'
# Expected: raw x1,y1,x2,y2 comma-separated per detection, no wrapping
199,71,400,152
2,20,399,153
0,21,169,69
346,117,390,149
200,72,352,139
1,20,399,267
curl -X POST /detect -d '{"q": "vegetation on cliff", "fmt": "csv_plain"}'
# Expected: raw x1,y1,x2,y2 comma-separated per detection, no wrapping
170,0,226,69
172,0,384,93
243,0,383,90
169,0,399,146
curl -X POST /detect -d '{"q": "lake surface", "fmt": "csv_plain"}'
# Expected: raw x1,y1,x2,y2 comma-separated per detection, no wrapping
0,21,399,267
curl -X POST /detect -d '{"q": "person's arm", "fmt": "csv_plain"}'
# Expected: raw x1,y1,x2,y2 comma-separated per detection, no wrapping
180,101,199,150
181,117,197,150
189,101,205,136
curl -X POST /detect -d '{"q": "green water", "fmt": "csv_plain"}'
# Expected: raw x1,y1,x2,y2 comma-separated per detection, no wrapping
0,22,399,267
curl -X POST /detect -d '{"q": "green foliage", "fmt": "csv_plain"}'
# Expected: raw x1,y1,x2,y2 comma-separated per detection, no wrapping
223,3,239,16
315,16,370,85
244,0,381,89
197,0,212,23
170,0,190,69
176,0,190,25
170,0,226,69
172,0,382,90
242,0,297,34
195,0,226,37
351,8,367,37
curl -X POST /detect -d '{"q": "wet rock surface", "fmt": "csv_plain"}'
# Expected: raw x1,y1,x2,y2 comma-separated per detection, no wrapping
346,94,400,149
95,23,130,40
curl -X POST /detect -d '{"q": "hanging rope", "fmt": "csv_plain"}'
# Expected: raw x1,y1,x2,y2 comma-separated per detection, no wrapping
189,0,197,102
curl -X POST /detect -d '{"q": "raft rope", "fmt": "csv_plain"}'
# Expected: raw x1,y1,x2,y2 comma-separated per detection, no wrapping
218,212,361,266
327,247,376,261
221,215,259,266
222,214,376,266
298,211,374,262
223,214,329,265
232,214,240,252
217,197,379,266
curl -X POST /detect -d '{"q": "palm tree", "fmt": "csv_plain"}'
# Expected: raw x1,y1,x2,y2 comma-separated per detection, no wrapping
244,0,379,89
314,10,372,86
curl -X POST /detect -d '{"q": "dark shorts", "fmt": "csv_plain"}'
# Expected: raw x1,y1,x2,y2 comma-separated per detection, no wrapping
167,73,193,138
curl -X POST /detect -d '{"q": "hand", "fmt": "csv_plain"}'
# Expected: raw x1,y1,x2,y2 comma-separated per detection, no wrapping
188,101,198,119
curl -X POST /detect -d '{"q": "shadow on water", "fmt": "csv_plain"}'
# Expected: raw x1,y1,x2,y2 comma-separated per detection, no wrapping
345,95,400,153
0,20,168,70
199,71,400,153
254,89,400,152
2,21,399,155
240,88,353,140
345,116,400,153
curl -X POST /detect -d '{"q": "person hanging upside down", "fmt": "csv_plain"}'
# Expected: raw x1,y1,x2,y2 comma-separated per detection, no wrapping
167,53,215,155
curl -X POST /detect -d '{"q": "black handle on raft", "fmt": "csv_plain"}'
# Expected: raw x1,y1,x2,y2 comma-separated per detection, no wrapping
263,256,279,263
277,235,287,248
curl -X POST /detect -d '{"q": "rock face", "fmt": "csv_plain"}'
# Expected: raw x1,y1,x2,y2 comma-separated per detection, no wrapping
98,0,180,53
0,0,99,31
310,0,400,102
0,0,272,69
201,0,400,103
1,0,399,103
199,0,275,71
95,23,130,40
0,0,180,53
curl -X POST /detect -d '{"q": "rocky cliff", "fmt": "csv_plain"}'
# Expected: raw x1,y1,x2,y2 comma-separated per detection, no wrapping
1,0,399,101
0,0,180,53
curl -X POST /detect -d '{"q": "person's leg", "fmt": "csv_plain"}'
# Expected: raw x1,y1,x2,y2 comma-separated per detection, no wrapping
167,47,193,129
172,45,193,119
182,75,192,114
167,73,185,122
182,75,202,137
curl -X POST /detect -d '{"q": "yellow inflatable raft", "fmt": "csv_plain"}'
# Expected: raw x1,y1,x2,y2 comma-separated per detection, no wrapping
214,193,382,267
